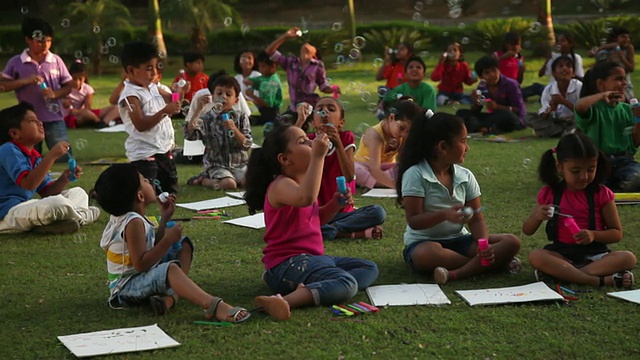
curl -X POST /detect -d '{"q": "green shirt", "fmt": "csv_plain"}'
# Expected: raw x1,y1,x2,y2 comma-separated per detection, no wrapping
249,73,283,108
576,101,636,156
385,82,437,112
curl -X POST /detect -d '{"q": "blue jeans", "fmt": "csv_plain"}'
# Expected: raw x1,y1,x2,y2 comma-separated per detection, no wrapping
37,121,71,161
607,155,640,192
263,254,379,306
436,91,472,106
321,205,386,240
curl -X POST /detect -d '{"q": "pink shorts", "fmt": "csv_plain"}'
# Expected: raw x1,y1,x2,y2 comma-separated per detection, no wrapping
355,162,397,189
64,109,101,128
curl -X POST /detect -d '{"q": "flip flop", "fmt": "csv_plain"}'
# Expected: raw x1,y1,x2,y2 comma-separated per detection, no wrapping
187,174,206,186
363,226,383,240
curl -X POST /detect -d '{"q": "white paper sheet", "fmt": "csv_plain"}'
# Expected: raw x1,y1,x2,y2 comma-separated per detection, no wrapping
362,188,398,198
226,191,246,199
176,196,246,211
365,284,451,306
455,282,563,306
95,124,126,133
58,324,180,358
183,139,206,156
223,213,265,229
608,289,640,304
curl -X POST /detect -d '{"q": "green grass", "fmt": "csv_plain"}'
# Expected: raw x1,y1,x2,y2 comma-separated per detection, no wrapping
2,53,640,359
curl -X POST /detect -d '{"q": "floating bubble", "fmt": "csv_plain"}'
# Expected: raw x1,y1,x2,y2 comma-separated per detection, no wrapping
600,38,608,46
224,17,232,27
74,50,83,59
522,158,532,168
82,56,90,64
92,26,101,34
242,138,253,148
75,138,88,150
157,62,164,69
335,55,346,65
32,30,43,40
482,167,491,176
106,37,116,47
458,23,466,29
423,20,430,27
449,7,462,18
412,12,422,22
502,7,511,15
598,7,604,13
47,103,60,114
108,55,119,64
348,48,361,60
366,102,378,112
529,22,542,33
61,19,71,28
360,91,372,102
355,122,370,139
326,77,332,84
73,234,87,244
340,100,350,110
100,45,109,54
414,1,424,11
373,58,384,68
331,22,342,32
334,42,344,53
461,36,470,45
241,24,250,34
348,81,357,90
158,51,167,59
419,50,430,58
353,36,366,49
482,40,492,49
442,31,449,38
20,6,28,14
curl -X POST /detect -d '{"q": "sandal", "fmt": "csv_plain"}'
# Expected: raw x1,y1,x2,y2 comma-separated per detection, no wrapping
205,297,251,323
150,293,178,316
358,226,383,240
612,271,634,289
253,295,291,321
187,174,206,186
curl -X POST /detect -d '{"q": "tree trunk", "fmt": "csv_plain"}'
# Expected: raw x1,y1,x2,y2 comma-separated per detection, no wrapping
545,0,556,47
190,27,207,53
148,0,167,56
347,0,356,41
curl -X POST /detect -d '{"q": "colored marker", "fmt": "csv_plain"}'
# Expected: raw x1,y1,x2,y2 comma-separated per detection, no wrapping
560,286,576,295
357,302,379,313
336,305,357,315
332,305,353,316
193,321,233,326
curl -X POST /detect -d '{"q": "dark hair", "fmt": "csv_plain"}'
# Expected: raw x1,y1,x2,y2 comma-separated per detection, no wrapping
556,33,578,72
21,17,53,38
92,164,141,216
208,74,240,96
550,55,574,73
393,41,415,65
382,99,421,121
608,26,630,43
474,56,499,76
256,51,275,66
183,52,205,66
396,112,465,204
579,61,624,97
233,50,258,74
405,56,427,73
120,41,157,70
317,96,345,120
206,69,228,90
69,60,86,75
244,124,293,214
538,132,609,192
501,31,521,52
445,42,465,62
0,102,35,144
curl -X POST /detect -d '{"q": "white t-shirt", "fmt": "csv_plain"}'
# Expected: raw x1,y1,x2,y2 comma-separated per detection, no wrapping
235,71,261,101
538,78,583,120
62,82,94,117
185,88,252,123
544,52,584,80
118,81,175,161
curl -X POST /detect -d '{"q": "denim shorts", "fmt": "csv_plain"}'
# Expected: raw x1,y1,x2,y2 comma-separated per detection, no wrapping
109,237,193,307
403,234,475,265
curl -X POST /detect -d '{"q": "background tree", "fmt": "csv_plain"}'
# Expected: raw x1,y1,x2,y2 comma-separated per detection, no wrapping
148,0,167,58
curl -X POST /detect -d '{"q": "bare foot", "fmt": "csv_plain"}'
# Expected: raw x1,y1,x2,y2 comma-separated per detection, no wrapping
254,294,291,321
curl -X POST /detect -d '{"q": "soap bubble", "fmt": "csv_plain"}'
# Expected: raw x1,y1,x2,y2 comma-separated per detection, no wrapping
224,17,232,27
158,51,167,59
529,22,542,33
75,138,88,150
482,167,491,176
73,234,87,244
106,37,117,47
340,100,350,110
419,50,430,59
458,23,466,29
360,91,372,102
352,36,366,49
32,30,43,40
449,6,462,18
334,43,344,53
367,102,378,112
522,158,532,168
108,55,119,64
335,55,346,65
92,26,101,34
348,48,361,60
82,56,90,64
482,40,492,49
74,50,83,59
423,20,430,27
442,31,449,38
331,22,342,32
157,62,164,69
412,12,422,22
414,1,424,11
373,58,384,68
47,103,60,114
355,123,370,139
61,19,71,28
20,6,28,14
502,7,511,15
241,24,250,34
100,45,109,54
461,36,470,45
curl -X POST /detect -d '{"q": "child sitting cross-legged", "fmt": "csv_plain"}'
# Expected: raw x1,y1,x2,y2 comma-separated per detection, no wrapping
92,163,288,320
0,102,100,234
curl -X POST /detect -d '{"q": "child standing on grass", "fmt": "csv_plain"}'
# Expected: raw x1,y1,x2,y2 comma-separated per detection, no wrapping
523,133,636,289
118,42,181,195
306,97,386,240
527,56,582,138
354,99,420,189
384,56,437,111
430,42,477,106
93,164,288,321
0,102,99,234
185,75,252,190
245,51,283,125
576,61,640,192
396,111,521,285
245,124,379,319
62,61,120,129
0,17,73,159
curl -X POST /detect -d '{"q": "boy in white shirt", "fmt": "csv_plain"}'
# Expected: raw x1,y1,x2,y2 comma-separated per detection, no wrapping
117,42,182,193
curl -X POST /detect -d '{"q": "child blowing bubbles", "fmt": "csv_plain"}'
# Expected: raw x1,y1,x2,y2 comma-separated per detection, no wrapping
523,133,636,288
244,125,378,317
396,112,521,284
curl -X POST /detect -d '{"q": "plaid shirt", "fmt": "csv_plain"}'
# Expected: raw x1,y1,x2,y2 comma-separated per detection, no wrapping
184,110,252,171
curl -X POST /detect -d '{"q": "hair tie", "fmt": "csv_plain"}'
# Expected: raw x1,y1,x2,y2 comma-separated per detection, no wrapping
552,147,557,153
425,109,434,119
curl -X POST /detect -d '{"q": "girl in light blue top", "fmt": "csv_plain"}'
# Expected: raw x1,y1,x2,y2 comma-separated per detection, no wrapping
396,111,521,284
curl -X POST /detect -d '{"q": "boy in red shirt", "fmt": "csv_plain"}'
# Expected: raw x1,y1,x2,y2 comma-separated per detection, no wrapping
173,52,209,103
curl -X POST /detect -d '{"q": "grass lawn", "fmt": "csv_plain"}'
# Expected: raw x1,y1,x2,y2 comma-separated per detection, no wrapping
2,52,640,359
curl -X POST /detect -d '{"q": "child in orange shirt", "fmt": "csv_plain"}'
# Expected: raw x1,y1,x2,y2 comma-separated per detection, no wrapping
173,52,209,103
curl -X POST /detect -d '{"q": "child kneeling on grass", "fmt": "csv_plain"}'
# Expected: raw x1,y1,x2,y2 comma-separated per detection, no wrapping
0,102,99,234
396,111,521,284
523,133,636,288
92,163,288,321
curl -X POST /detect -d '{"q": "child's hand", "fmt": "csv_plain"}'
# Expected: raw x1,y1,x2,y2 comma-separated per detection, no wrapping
603,91,624,105
221,117,236,130
312,132,330,157
332,187,354,208
198,94,212,108
484,99,498,111
319,124,340,144
285,27,300,38
164,101,181,115
159,193,176,220
504,50,518,58
574,229,594,245
296,102,312,119
534,204,554,221
27,74,44,86
550,94,565,108
444,204,469,224
48,141,70,160
164,223,183,245
61,98,72,109
42,87,55,100
477,243,495,264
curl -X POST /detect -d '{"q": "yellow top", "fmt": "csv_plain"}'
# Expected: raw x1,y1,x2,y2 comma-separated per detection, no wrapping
354,122,401,163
